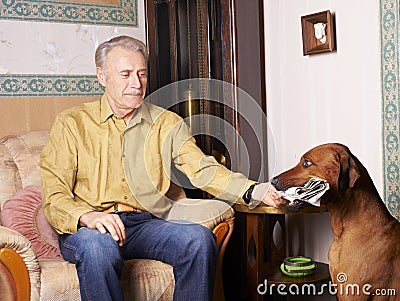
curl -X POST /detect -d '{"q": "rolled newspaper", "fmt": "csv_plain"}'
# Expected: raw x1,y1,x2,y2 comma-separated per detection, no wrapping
276,178,330,207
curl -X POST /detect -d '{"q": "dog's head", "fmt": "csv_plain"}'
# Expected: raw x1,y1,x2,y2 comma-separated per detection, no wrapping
272,143,360,209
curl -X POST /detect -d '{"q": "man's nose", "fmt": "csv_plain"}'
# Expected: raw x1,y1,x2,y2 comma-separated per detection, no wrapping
129,74,141,88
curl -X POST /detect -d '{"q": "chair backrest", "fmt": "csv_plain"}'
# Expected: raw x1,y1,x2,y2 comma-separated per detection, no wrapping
0,131,49,224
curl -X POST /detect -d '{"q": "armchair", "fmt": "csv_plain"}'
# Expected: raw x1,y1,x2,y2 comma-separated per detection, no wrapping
0,131,235,301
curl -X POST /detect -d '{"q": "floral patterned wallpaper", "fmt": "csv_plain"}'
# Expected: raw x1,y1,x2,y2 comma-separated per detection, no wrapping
380,0,400,220
0,0,144,97
0,0,136,26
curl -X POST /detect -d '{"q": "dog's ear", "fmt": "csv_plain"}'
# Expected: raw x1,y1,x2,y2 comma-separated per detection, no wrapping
338,151,360,192
348,156,360,188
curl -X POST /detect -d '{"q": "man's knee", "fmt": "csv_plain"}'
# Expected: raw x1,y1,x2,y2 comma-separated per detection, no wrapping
184,224,218,256
66,228,123,268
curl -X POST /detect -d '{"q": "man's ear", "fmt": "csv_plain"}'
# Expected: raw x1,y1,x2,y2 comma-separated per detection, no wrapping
96,67,106,87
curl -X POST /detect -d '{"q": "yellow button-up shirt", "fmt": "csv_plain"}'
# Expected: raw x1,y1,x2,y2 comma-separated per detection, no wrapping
40,95,254,234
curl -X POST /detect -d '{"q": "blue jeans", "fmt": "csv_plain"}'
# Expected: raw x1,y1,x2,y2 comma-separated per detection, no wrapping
58,212,218,301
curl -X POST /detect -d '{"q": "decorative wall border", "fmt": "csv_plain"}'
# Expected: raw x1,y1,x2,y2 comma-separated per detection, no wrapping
0,75,104,97
380,0,400,220
0,0,138,27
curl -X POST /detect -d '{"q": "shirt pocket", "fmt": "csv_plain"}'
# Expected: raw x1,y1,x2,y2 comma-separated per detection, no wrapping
75,160,100,200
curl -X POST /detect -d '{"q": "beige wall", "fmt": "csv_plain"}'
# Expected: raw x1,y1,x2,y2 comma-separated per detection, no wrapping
0,97,98,137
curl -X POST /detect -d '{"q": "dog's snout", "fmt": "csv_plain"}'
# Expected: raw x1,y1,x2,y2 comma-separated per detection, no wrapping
271,176,280,188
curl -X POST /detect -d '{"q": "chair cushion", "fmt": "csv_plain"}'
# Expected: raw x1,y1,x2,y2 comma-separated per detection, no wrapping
0,141,21,213
39,259,80,300
121,259,174,301
0,131,49,188
39,258,174,301
1,185,62,259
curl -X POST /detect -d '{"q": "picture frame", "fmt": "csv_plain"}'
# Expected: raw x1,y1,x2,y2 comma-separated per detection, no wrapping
301,10,335,55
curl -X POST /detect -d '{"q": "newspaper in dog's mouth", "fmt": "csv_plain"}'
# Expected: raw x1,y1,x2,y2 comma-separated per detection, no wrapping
276,178,330,210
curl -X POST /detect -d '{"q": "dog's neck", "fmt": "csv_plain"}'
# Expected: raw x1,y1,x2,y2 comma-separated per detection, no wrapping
325,177,395,240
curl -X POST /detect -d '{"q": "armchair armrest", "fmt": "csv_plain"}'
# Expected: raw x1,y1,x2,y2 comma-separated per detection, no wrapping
0,226,41,301
166,198,234,230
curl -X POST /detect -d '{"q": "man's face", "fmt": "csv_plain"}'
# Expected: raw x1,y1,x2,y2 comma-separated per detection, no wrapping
97,46,147,118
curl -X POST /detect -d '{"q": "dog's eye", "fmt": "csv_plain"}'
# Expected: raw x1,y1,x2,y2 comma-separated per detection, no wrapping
302,159,313,168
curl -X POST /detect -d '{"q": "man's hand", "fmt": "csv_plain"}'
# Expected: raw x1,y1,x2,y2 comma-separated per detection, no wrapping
79,212,126,246
252,182,287,208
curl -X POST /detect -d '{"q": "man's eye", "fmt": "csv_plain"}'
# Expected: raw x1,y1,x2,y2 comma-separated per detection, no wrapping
302,159,312,168
121,73,129,78
138,72,147,78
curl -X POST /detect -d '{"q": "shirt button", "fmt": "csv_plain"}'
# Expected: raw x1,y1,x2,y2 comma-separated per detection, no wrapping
122,178,126,182
124,195,128,200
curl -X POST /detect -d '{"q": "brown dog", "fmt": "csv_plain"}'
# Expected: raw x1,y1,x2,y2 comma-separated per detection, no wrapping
271,143,400,301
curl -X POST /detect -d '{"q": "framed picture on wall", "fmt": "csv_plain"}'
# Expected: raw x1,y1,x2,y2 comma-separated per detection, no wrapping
301,10,335,55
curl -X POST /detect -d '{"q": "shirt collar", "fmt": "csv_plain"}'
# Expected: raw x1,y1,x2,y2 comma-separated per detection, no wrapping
127,102,153,128
100,94,114,124
99,94,152,126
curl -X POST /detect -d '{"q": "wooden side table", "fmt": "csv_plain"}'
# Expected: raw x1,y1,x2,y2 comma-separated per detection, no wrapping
233,204,331,301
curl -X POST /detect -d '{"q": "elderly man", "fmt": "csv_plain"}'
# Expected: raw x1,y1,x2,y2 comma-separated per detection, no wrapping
40,35,285,301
